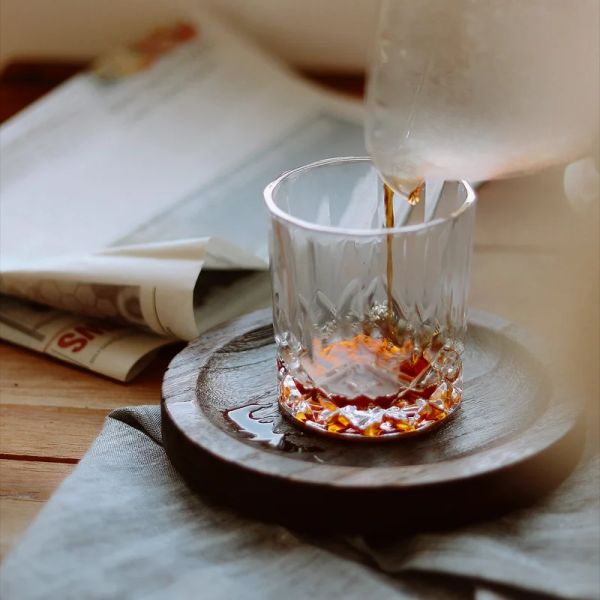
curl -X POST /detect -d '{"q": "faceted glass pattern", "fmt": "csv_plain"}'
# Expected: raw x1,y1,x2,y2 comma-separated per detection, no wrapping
264,157,476,439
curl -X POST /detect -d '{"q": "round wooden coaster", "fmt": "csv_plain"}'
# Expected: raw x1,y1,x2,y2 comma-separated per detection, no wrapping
162,309,583,533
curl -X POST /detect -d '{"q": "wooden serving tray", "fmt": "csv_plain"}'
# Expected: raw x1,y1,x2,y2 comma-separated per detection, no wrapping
162,309,583,532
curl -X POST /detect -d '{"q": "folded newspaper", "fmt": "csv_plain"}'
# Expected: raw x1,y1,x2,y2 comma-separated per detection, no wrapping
0,14,365,381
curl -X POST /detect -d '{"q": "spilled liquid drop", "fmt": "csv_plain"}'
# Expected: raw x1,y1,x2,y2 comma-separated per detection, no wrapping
226,404,284,447
224,402,324,455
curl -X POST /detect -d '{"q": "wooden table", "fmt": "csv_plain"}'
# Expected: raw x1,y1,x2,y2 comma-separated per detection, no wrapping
1,61,597,560
0,62,363,559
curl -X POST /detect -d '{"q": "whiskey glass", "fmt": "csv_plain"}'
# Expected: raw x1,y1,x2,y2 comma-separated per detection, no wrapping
264,157,476,439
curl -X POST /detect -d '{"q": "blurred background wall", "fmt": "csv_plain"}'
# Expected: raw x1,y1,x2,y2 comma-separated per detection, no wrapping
0,0,381,71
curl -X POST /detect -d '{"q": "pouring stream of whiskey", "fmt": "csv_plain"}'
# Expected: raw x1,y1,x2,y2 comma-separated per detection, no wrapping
383,181,424,340
383,182,395,337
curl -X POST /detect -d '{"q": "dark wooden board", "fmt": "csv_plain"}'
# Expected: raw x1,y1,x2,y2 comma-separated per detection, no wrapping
162,309,583,533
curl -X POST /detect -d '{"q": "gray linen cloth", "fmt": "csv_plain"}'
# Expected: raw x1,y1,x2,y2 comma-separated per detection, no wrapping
2,406,598,600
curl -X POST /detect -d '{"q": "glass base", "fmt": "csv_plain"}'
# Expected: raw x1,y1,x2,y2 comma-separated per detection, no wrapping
277,331,463,440
278,367,461,440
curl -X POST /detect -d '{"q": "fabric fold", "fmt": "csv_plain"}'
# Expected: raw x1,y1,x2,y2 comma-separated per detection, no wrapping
1,406,597,600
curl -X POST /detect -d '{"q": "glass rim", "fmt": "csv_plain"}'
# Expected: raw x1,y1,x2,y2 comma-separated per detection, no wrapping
263,156,476,237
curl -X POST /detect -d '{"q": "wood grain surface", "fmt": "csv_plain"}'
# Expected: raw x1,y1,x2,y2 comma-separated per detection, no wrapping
0,335,181,558
162,309,583,532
